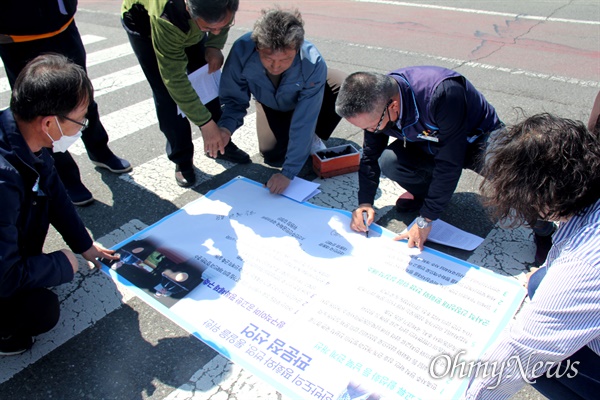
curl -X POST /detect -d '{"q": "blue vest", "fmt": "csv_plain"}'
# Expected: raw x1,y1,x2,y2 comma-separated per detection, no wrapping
387,66,500,150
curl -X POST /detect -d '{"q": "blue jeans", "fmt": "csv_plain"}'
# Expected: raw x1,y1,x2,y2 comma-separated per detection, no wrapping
527,268,600,399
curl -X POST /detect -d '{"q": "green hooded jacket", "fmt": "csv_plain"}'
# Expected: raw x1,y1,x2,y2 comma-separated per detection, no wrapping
122,0,229,126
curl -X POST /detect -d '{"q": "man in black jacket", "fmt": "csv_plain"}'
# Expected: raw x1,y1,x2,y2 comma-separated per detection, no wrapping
0,54,119,356
0,0,132,206
336,68,557,262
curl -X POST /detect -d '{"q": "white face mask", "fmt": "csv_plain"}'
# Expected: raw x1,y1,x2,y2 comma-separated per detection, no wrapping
46,116,82,153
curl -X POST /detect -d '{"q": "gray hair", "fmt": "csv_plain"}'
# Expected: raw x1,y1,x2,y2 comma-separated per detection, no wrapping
186,0,238,23
251,8,304,51
335,71,397,118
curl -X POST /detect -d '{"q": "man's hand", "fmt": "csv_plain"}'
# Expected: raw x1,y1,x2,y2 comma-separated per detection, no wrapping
202,122,231,158
265,173,291,194
204,47,224,73
351,204,374,233
395,223,432,251
81,243,120,271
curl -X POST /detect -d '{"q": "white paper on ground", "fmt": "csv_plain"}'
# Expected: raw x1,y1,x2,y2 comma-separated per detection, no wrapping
177,65,221,117
281,176,321,202
407,218,485,251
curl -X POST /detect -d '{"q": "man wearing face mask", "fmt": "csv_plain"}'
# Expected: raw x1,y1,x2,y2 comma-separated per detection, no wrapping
0,54,119,356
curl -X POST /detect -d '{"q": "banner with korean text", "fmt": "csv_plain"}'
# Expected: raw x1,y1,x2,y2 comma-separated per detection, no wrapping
101,176,525,399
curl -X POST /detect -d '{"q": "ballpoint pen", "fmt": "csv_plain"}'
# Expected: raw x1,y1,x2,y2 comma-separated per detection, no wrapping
362,210,369,238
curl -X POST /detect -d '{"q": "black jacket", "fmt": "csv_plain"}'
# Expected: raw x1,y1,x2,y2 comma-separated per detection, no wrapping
0,0,77,36
0,109,92,298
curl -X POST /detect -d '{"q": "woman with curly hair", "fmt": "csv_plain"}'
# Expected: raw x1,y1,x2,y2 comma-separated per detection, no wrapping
465,113,600,399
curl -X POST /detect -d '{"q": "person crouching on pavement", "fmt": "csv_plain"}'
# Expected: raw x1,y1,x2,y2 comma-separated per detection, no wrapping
0,54,120,356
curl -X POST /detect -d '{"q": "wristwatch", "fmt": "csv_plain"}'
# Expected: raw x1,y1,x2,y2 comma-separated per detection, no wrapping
416,216,432,229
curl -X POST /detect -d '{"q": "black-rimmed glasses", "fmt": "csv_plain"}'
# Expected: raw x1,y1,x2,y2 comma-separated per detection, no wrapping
196,16,235,33
60,115,89,130
370,99,392,134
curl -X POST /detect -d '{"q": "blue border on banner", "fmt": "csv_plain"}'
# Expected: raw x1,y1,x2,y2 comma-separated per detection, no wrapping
100,175,526,399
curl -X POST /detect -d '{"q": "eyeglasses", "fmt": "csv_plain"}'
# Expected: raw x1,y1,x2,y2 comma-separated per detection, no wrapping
370,99,392,134
60,115,89,130
195,15,235,33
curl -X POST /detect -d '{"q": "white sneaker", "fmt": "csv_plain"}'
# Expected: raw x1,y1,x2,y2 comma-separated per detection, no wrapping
311,134,327,154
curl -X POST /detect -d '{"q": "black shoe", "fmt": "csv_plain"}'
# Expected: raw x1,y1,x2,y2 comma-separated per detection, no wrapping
66,181,94,206
0,335,34,356
262,154,285,168
534,232,554,266
395,196,424,212
214,141,251,164
175,163,196,188
90,152,132,173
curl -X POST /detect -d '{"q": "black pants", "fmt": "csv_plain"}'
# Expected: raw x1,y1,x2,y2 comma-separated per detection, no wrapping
255,68,344,161
0,22,112,187
0,288,60,338
122,20,222,166
378,126,554,236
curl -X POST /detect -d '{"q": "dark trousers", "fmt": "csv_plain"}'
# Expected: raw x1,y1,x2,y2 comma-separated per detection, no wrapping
255,68,345,161
123,22,222,166
378,126,554,236
0,22,112,187
0,288,60,338
527,268,600,399
378,132,491,200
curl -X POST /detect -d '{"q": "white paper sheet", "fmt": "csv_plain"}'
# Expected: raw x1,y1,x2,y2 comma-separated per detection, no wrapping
408,218,485,251
177,65,221,117
281,176,321,202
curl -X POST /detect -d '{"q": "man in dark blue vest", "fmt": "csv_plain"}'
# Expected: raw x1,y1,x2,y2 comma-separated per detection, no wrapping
335,66,555,258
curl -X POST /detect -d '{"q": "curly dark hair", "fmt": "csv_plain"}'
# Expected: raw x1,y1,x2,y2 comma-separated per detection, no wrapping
480,113,600,227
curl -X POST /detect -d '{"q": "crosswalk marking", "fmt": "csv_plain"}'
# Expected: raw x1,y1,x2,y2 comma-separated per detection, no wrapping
86,43,134,67
70,98,157,155
81,34,107,46
92,65,146,97
121,113,261,201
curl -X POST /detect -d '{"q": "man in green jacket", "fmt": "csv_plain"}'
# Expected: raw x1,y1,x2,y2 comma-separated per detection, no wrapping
122,0,250,187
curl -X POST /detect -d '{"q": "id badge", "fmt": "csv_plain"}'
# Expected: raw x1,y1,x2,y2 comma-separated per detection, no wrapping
417,132,439,142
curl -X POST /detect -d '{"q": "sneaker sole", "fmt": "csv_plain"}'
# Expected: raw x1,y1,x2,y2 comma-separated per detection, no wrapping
72,197,95,207
91,161,133,174
0,337,35,356
0,348,28,356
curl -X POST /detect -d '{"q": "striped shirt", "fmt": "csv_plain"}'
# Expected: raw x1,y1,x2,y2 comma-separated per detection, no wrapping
464,198,600,399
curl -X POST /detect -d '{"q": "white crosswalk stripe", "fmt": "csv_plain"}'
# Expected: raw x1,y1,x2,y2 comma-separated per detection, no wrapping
69,98,157,155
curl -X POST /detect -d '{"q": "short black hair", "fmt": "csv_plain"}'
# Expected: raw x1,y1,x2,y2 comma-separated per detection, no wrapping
11,53,93,122
186,0,238,23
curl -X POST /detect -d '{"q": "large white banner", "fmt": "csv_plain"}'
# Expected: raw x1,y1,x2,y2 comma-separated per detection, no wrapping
101,176,525,399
